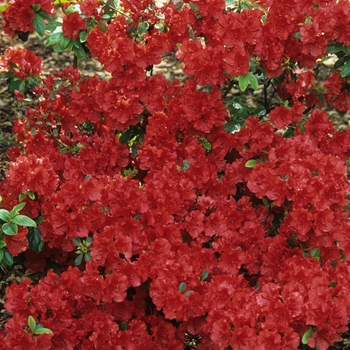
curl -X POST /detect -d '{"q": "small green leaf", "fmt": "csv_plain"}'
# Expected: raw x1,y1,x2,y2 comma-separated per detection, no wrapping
3,222,18,235
27,191,36,200
182,160,190,171
341,60,350,78
73,237,82,245
28,227,45,253
310,248,320,261
84,252,91,262
35,327,53,335
302,326,316,345
11,202,26,215
2,248,13,266
200,270,209,281
175,2,183,10
0,3,10,12
189,2,199,12
0,241,6,249
248,72,258,90
75,254,84,266
179,282,186,293
73,46,85,60
59,35,71,50
224,121,241,134
31,4,41,12
11,215,37,227
138,22,149,35
28,316,36,333
0,249,4,262
33,13,46,37
45,32,63,47
0,209,10,222
245,159,257,168
79,30,88,43
120,321,128,331
327,43,346,54
238,74,250,92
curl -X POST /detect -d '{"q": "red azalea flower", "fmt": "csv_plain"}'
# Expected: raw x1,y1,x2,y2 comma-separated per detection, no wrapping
332,89,350,112
3,0,54,37
0,47,42,78
62,12,86,40
4,226,28,256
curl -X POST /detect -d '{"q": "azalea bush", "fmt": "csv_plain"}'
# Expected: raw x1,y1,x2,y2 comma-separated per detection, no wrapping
1,0,350,349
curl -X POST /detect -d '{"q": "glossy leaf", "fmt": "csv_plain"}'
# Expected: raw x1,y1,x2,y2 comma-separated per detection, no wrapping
28,227,45,253
341,60,350,78
11,215,37,227
245,159,257,168
0,209,10,222
3,222,18,235
179,282,186,293
28,316,36,333
238,74,250,92
35,327,53,335
33,13,46,37
1,248,13,266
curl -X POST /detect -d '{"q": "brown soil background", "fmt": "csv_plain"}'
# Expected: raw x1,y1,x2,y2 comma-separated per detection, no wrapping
1,32,350,349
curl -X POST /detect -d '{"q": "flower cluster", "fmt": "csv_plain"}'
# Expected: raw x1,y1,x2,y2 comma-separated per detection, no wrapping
1,0,350,349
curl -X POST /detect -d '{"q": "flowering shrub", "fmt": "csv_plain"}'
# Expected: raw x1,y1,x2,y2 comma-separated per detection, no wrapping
1,0,350,349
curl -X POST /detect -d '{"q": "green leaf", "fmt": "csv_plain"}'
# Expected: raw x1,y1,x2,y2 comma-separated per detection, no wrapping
31,4,41,12
11,215,37,227
59,35,71,50
238,73,250,92
189,2,199,12
38,10,53,21
327,43,346,54
2,248,13,266
34,327,53,335
138,22,149,35
283,127,295,138
0,241,6,249
33,13,46,37
245,159,257,168
28,316,36,333
3,222,18,235
310,248,320,261
84,252,91,262
178,282,186,293
175,2,183,10
341,60,350,78
27,227,45,253
120,321,128,331
0,249,4,262
200,270,209,281
66,4,80,14
0,3,10,12
224,121,242,134
334,56,347,69
182,160,190,171
0,209,10,222
73,237,81,245
79,30,88,43
75,254,84,266
27,191,36,200
73,46,86,60
11,202,26,215
45,32,63,47
302,326,316,345
248,72,258,90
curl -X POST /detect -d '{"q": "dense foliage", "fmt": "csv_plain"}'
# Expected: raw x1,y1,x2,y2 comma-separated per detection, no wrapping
1,0,350,349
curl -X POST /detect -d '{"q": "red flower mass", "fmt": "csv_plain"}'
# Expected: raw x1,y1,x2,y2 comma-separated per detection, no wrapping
1,0,350,349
